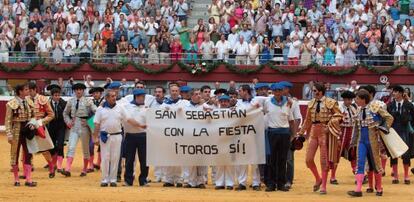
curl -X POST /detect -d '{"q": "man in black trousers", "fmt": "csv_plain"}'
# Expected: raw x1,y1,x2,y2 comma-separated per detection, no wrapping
47,86,67,174
387,85,414,185
123,89,149,186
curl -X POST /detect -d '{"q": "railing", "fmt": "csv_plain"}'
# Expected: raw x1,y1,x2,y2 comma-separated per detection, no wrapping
0,84,392,101
2,51,412,66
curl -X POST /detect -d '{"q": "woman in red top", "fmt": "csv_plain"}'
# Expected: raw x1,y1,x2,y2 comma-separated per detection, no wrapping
170,36,183,62
86,0,95,25
196,25,206,49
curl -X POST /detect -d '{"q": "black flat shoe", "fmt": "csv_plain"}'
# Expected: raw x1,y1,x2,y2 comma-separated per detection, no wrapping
313,181,322,192
278,186,289,192
176,183,183,187
235,184,246,191
110,182,117,187
61,170,71,177
330,179,339,185
215,186,225,190
252,186,261,191
265,186,275,192
49,172,55,178
25,182,37,187
94,164,100,170
226,186,233,190
100,183,108,187
366,188,374,193
163,182,174,187
14,182,20,186
404,180,410,185
87,168,94,173
347,191,362,197
197,184,206,189
80,172,87,177
392,179,399,184
376,191,383,196
183,184,192,188
123,182,133,187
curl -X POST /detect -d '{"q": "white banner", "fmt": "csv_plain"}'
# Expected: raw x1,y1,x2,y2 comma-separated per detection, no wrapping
146,107,265,166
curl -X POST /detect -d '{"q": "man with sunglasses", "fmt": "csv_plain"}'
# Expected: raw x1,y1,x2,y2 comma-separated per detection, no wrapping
297,82,342,195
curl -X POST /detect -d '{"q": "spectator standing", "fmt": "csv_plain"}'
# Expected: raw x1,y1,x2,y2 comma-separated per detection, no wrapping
0,34,11,62
233,36,249,65
24,30,38,62
93,33,104,62
200,34,215,62
78,33,92,61
62,32,76,63
174,0,189,22
248,36,260,65
37,32,52,61
287,35,301,65
105,34,118,63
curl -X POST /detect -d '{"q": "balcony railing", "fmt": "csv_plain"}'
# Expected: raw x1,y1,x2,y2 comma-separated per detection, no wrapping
2,51,412,66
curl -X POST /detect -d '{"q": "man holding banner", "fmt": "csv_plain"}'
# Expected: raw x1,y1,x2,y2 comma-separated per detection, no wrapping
123,89,149,187
214,95,236,190
182,89,207,189
235,85,261,191
161,84,188,187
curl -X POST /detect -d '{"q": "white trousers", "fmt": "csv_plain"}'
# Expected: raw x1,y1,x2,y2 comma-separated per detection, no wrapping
235,165,261,186
215,166,234,187
100,135,122,183
66,124,90,158
188,166,208,187
163,166,182,184
154,166,165,181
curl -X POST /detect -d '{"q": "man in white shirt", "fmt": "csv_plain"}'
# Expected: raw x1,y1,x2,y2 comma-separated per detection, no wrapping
12,0,26,17
287,35,301,65
279,81,302,189
93,90,126,187
406,34,414,63
67,17,80,38
162,85,188,187
78,33,92,61
123,89,149,186
62,32,76,63
233,36,249,65
37,33,52,60
0,34,11,62
263,83,295,192
181,89,208,189
146,17,159,37
200,35,215,61
234,85,261,191
215,34,230,62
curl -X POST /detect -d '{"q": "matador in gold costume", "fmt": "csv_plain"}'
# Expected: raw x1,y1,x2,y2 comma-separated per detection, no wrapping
27,82,55,178
298,82,342,195
5,83,36,187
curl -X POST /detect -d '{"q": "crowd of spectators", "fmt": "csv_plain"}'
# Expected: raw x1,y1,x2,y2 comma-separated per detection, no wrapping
0,0,413,66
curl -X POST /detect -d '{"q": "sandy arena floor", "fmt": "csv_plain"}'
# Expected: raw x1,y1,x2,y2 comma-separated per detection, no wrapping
0,134,413,202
